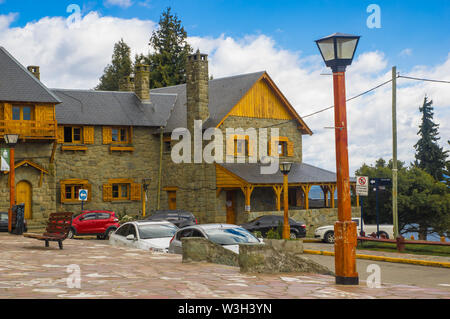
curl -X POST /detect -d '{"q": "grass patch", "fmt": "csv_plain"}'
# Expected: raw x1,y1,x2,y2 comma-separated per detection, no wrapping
357,241,450,257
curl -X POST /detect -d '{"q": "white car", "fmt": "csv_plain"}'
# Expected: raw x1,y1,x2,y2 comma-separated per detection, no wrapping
109,220,178,252
168,223,264,254
314,217,394,243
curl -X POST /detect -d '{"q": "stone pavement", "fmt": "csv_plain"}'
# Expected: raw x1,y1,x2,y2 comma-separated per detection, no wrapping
0,233,449,299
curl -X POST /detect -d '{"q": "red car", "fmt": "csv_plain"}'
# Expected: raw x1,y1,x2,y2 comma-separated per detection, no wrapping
68,211,120,240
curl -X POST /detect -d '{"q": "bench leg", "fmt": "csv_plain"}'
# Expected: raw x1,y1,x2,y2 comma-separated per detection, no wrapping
58,241,63,250
45,240,49,247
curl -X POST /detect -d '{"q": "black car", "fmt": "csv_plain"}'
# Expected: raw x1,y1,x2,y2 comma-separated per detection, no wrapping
240,215,306,238
0,211,28,232
145,210,198,228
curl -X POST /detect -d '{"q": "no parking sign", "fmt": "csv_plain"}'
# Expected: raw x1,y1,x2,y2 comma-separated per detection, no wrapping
356,176,369,196
78,189,88,201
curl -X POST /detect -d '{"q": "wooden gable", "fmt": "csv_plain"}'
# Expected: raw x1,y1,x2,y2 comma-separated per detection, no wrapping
216,73,312,135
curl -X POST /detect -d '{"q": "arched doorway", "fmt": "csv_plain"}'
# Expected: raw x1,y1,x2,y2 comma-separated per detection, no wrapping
16,180,32,219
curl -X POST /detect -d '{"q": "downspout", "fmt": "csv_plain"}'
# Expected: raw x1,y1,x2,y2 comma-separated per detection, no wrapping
157,126,163,209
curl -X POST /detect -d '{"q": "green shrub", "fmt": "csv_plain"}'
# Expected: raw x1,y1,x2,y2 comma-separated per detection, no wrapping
266,228,281,239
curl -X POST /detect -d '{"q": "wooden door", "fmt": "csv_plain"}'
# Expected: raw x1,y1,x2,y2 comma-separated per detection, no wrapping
168,191,177,210
16,181,32,219
226,191,236,224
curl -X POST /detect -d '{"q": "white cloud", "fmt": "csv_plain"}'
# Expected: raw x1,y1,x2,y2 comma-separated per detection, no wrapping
104,0,133,8
0,11,448,174
400,48,413,57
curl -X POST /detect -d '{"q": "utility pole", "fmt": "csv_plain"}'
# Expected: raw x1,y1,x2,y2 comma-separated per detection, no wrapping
392,66,399,238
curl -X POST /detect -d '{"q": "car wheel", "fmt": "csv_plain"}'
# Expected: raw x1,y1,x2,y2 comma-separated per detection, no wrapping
324,231,335,244
67,228,75,239
290,231,298,239
105,228,116,239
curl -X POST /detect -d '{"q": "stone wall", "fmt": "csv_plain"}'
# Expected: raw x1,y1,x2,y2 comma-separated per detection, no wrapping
55,126,160,218
0,142,56,225
247,207,362,237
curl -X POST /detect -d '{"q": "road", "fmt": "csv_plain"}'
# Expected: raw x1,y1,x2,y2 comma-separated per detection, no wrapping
304,242,450,290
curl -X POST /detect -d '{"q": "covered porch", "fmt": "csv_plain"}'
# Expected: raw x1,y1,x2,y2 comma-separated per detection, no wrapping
216,163,359,224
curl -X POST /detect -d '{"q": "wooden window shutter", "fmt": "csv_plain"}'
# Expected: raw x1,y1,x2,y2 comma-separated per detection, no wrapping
248,138,254,157
130,183,142,201
84,126,95,144
86,183,92,201
60,181,67,203
226,136,235,156
3,103,12,120
287,140,294,157
103,184,112,202
128,126,133,144
102,127,112,144
57,126,64,143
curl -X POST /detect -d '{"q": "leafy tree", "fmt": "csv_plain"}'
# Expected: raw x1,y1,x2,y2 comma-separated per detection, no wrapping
96,39,133,91
141,7,192,88
355,159,449,240
414,96,448,181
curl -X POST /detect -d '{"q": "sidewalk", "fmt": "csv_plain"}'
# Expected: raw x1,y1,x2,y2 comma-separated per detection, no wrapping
0,233,449,299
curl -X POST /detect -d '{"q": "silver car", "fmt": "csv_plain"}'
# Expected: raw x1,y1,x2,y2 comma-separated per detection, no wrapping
168,223,263,254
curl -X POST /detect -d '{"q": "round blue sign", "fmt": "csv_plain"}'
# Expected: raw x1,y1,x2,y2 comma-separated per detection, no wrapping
78,189,88,201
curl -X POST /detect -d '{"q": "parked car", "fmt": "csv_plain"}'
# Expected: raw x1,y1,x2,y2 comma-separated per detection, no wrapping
109,220,178,252
314,217,394,243
145,210,198,228
68,210,120,239
168,224,263,254
240,215,306,238
0,211,27,232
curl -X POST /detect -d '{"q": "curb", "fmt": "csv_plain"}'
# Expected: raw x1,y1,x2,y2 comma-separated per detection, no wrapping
303,249,450,269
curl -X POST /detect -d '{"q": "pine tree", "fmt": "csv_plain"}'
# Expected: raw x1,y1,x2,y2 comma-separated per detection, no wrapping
96,39,133,91
145,7,192,88
414,96,448,181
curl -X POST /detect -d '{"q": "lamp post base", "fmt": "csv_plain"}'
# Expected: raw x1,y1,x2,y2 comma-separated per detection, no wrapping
336,276,359,285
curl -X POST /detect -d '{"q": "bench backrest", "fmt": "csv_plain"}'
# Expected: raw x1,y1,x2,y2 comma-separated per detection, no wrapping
43,212,73,238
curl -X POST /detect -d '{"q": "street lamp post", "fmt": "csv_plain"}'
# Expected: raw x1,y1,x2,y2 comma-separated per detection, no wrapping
315,33,360,285
4,134,19,233
279,162,292,240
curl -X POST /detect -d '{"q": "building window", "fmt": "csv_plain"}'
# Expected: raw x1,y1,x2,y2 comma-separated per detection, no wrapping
235,138,249,156
64,126,83,143
278,141,287,156
12,106,32,121
111,127,129,144
270,136,293,157
112,183,130,200
60,179,91,203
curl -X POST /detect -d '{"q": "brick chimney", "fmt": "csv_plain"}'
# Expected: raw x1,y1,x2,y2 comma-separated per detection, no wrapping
27,66,40,80
186,50,209,131
134,64,150,102
119,75,135,92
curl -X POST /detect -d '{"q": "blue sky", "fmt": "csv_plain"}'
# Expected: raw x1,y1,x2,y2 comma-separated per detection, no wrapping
0,0,448,173
2,0,450,70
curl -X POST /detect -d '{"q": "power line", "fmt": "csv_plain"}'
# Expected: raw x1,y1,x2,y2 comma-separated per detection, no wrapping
301,78,393,119
398,75,450,84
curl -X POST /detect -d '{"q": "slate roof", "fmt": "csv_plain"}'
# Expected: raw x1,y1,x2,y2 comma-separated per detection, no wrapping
150,71,265,132
218,162,356,184
0,47,61,104
52,89,177,127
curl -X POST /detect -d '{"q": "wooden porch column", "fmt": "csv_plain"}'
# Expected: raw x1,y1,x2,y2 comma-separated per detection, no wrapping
241,185,255,212
321,185,329,208
330,184,336,208
272,185,283,211
300,184,311,210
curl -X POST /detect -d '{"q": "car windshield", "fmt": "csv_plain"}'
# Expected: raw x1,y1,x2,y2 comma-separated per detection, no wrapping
138,224,178,239
204,227,260,245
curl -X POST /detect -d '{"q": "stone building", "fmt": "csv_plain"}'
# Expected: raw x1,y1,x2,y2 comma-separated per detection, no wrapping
0,47,360,230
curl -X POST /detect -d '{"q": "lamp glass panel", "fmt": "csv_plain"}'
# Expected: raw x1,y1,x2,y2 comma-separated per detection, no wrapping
5,134,19,145
336,38,358,59
317,39,335,61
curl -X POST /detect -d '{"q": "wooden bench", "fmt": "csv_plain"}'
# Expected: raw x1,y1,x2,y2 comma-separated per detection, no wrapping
23,212,73,249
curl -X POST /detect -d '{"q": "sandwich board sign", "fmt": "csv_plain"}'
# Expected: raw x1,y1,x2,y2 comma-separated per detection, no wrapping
1,149,10,172
356,176,369,196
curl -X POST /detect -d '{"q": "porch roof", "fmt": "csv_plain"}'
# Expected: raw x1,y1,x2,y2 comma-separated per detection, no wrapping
218,162,356,185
